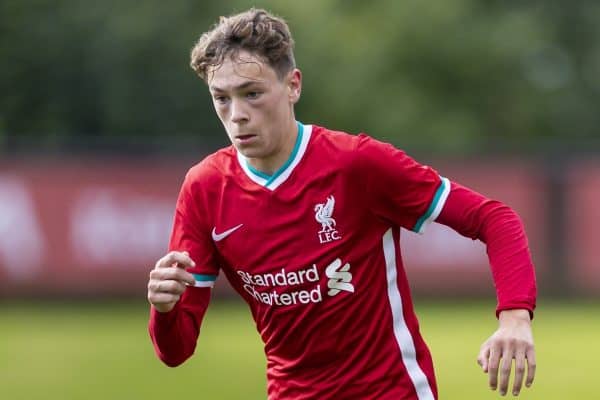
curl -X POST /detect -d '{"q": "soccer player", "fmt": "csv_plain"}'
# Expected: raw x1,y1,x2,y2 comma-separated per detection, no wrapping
147,8,536,399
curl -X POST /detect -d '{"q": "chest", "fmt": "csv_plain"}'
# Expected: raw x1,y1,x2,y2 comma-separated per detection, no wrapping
210,172,366,274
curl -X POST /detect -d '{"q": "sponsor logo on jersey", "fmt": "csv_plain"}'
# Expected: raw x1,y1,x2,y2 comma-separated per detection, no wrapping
314,195,341,244
237,258,353,306
325,258,354,296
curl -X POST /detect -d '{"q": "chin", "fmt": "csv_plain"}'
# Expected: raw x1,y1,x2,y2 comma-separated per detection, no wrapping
236,146,264,159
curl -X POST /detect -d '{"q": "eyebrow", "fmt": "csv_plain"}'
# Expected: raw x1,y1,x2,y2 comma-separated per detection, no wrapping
209,81,263,93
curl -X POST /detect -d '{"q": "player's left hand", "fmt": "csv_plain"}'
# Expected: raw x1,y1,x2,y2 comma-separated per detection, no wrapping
477,309,536,396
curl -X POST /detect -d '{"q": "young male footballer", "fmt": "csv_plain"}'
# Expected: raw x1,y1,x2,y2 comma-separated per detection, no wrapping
147,8,537,399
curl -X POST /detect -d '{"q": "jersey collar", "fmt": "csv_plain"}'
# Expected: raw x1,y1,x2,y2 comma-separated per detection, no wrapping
237,121,312,191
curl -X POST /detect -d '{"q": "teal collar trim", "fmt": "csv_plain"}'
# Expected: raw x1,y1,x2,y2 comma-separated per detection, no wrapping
246,162,271,180
246,121,303,185
237,121,312,191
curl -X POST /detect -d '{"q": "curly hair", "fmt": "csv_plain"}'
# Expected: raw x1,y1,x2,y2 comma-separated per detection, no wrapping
190,8,296,82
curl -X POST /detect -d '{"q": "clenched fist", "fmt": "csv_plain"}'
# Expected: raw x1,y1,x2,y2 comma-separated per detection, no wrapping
147,251,196,313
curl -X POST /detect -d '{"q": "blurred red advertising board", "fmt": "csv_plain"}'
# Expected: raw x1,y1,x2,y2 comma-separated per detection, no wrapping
565,160,600,295
0,157,548,298
0,158,184,297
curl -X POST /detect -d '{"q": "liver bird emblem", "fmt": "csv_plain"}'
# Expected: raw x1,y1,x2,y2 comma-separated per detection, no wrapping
314,196,336,232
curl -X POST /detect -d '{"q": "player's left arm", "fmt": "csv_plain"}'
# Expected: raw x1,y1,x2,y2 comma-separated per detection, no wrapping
353,136,536,395
435,182,537,397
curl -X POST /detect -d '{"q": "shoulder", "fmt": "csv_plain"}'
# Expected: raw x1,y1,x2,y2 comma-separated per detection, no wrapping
309,124,408,169
182,146,237,193
310,124,361,152
308,125,361,171
311,124,406,154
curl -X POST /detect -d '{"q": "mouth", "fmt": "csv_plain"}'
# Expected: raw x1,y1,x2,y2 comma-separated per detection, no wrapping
234,134,257,144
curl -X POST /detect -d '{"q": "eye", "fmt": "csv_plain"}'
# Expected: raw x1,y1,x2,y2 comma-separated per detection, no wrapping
246,91,261,100
213,95,229,105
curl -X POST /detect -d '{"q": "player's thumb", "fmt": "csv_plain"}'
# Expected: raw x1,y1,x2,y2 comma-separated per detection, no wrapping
175,251,195,269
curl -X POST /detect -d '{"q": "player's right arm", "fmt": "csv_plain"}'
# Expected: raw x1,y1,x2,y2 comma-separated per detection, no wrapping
147,250,213,367
148,165,220,367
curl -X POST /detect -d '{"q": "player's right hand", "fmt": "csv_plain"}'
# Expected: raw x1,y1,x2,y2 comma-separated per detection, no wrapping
147,251,196,313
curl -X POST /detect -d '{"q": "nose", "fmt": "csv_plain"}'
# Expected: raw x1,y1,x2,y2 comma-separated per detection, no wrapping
230,98,249,124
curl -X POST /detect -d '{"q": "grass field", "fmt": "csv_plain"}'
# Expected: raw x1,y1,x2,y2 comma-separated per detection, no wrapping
0,299,597,399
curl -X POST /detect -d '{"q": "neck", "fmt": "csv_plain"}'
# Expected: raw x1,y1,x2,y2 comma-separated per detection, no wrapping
247,119,299,175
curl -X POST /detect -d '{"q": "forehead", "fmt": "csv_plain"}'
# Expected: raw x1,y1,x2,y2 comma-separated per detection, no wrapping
207,51,279,91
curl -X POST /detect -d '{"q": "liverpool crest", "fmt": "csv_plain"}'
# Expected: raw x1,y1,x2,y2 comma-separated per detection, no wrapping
314,195,341,244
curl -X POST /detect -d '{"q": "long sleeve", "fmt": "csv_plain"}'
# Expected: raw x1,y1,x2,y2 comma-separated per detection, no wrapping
148,286,212,367
149,163,221,366
435,182,537,318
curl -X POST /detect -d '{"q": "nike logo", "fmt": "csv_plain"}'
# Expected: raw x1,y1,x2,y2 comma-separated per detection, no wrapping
211,224,244,242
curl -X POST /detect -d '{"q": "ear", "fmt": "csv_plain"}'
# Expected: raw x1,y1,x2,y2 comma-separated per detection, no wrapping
287,69,302,104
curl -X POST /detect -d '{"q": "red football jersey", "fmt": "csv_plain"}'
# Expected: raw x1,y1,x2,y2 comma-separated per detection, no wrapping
169,122,450,399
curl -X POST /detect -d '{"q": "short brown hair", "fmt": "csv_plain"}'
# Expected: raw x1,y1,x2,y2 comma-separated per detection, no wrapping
190,8,296,82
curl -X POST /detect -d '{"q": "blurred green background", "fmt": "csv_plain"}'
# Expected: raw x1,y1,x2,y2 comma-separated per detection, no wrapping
2,0,600,154
1,300,599,399
1,1,599,399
